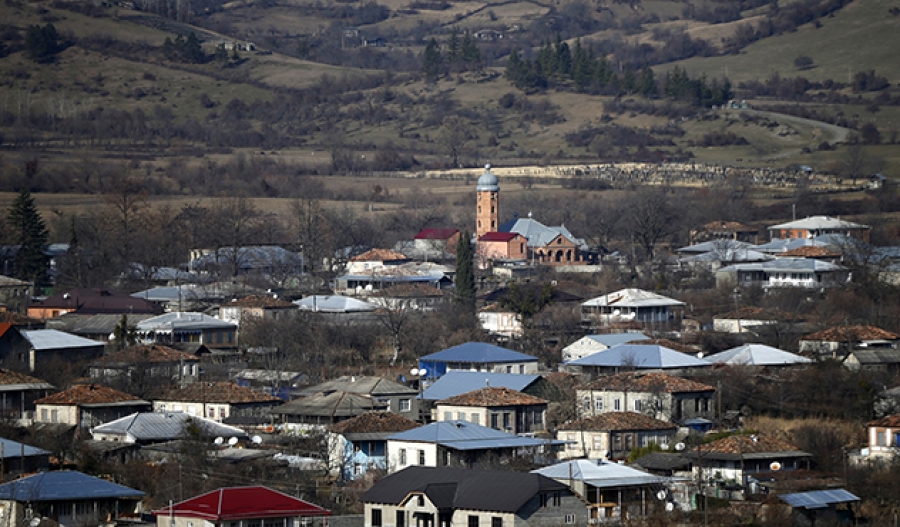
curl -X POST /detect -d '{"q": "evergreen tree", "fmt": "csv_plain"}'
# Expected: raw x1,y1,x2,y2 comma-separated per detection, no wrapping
454,231,476,314
639,66,657,96
183,33,206,63
461,31,481,68
112,314,138,350
571,40,591,91
7,188,49,285
24,24,60,63
422,38,443,80
446,29,461,69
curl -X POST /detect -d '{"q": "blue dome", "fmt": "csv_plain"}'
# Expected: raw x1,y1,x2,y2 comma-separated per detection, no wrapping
476,164,499,192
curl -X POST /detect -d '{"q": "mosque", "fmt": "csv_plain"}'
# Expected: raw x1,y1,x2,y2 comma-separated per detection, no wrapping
474,165,592,267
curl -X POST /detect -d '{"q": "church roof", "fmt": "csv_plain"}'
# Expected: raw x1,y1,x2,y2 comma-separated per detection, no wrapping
475,164,499,192
498,216,584,248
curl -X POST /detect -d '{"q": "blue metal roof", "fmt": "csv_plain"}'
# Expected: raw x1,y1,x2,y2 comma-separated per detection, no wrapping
388,421,561,451
779,489,859,510
565,344,711,369
421,372,540,401
0,438,50,458
0,471,145,501
420,342,538,364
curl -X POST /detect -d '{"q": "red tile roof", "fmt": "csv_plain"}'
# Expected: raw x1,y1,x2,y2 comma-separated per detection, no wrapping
438,387,547,407
700,434,801,455
802,325,900,342
715,307,804,322
329,411,421,434
478,232,519,242
0,323,12,339
93,344,199,365
781,246,840,257
868,415,900,427
559,412,676,432
154,486,330,520
350,248,409,262
35,384,144,405
160,381,281,404
702,221,758,233
0,368,51,387
414,229,459,240
225,295,295,308
582,372,714,393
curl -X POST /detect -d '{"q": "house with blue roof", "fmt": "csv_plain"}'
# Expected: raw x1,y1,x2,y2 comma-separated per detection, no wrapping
417,342,539,381
563,344,710,375
0,437,50,475
0,471,145,526
562,332,649,363
420,371,546,401
385,420,565,473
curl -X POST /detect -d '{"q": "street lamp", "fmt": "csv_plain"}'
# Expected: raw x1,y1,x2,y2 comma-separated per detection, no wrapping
410,368,427,423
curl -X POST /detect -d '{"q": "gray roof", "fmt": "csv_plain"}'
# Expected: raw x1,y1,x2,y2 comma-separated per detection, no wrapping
421,371,541,401
0,437,50,458
361,466,568,512
532,459,672,488
566,344,711,369
189,245,302,270
136,312,236,332
275,391,386,417
752,238,828,254
498,216,585,248
677,239,755,254
718,257,846,273
298,376,416,397
779,489,859,510
293,295,378,313
847,349,900,365
631,452,692,472
0,471,144,501
476,164,499,192
90,412,248,442
679,248,772,264
769,216,869,231
388,420,562,450
706,344,813,366
582,333,649,347
582,289,685,308
45,313,157,336
20,329,105,351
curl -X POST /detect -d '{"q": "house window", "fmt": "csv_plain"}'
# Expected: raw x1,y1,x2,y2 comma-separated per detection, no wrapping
582,396,590,411
471,414,480,425
490,414,499,429
594,399,603,412
565,514,576,524
399,449,407,465
468,516,479,527
399,399,411,412
418,496,424,507
41,409,47,421
458,412,466,421
371,509,383,527
492,518,502,527
444,412,453,421
540,494,548,508
219,408,226,419
567,433,576,450
877,431,887,446
58,503,72,516
613,398,621,411
51,409,58,423
397,511,405,527
418,449,426,465
633,399,642,412
506,365,512,373
592,435,602,452
502,413,511,430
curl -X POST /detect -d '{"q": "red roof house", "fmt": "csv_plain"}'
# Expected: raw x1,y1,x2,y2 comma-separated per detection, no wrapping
153,486,331,525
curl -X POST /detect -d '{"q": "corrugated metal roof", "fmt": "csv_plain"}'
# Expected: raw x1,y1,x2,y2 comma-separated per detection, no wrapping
707,344,813,366
566,344,710,369
533,459,671,488
779,489,859,510
90,412,248,442
0,471,144,501
388,420,561,450
20,329,105,351
293,295,379,313
677,239,755,254
421,372,541,401
0,437,50,458
420,342,538,364
768,215,868,231
136,312,235,332
718,257,846,273
153,486,330,520
498,217,584,248
582,289,685,308
298,376,416,397
584,333,650,347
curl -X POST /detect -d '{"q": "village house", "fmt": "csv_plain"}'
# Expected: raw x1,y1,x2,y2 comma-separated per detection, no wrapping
417,342,539,381
556,412,677,461
563,344,711,377
136,312,237,350
580,289,685,331
477,303,524,340
0,368,53,423
693,435,813,494
562,332,649,363
393,228,460,261
153,381,282,422
153,486,330,527
87,344,201,388
706,344,813,368
420,371,551,403
690,220,761,245
297,376,421,420
844,349,900,374
26,287,162,320
0,274,32,313
856,415,900,464
575,372,716,426
1,328,105,372
91,411,248,445
333,262,453,297
0,437,50,475
434,386,548,434
767,215,871,243
715,258,849,290
347,248,411,274
218,294,298,326
799,325,900,359
274,391,388,428
327,411,421,480
45,313,156,341
34,383,151,429
361,466,588,527
476,232,528,267
188,245,303,278
712,307,806,334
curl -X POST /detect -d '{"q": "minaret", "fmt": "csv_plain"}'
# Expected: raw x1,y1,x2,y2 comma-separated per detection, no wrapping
475,164,499,238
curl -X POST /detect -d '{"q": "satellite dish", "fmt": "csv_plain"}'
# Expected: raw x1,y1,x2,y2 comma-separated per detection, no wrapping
665,503,675,512
228,437,239,446
29,517,41,527
660,443,669,451
770,461,782,471
697,352,705,359
251,435,262,445
214,437,224,445
656,490,667,501
675,442,686,451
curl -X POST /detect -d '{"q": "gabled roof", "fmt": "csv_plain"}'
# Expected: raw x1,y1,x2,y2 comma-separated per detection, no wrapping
420,372,542,401
699,434,808,459
626,338,698,354
781,246,840,258
802,325,900,342
0,471,144,501
45,313,157,336
293,295,379,313
35,384,147,407
498,216,583,248
0,368,53,390
532,459,670,488
415,228,460,240
329,412,420,435
275,391,386,418
478,232,520,242
574,333,649,348
92,344,199,365
90,412,248,442
420,342,537,364
298,376,416,397
718,257,846,273
0,437,50,458
768,215,869,231
350,248,409,262
581,372,714,393
779,489,859,510
154,486,330,520
582,289,685,308
558,412,677,432
388,420,558,450
0,274,30,287
707,344,813,366
136,312,236,332
437,387,547,407
28,288,162,315
159,382,281,404
20,329,104,351
361,466,568,512
753,238,829,254
224,295,295,309
677,239,755,254
700,221,758,233
868,415,900,427
566,344,710,369
848,349,900,365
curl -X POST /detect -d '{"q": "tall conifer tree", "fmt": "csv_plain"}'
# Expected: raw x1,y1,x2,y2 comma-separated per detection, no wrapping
454,231,476,313
7,188,49,285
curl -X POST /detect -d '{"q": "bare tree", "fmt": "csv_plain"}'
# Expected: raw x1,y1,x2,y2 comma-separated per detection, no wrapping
207,196,263,277
438,116,475,168
624,188,678,261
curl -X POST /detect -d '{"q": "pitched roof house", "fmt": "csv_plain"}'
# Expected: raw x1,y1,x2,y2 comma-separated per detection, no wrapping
34,383,151,429
26,288,163,320
327,411,421,480
136,312,237,349
0,471,145,527
706,344,813,367
274,391,388,428
694,434,812,492
153,486,330,527
0,437,50,475
556,412,677,461
218,294,298,326
88,344,201,390
564,344,711,376
297,376,420,420
0,368,54,422
361,466,588,527
420,371,547,401
91,411,249,444
347,249,411,274
154,381,282,422
562,332,649,363
16,329,105,372
715,257,849,290
799,325,900,359
418,342,539,380
581,289,685,331
575,372,716,426
435,387,548,435
768,215,870,242
712,306,806,334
